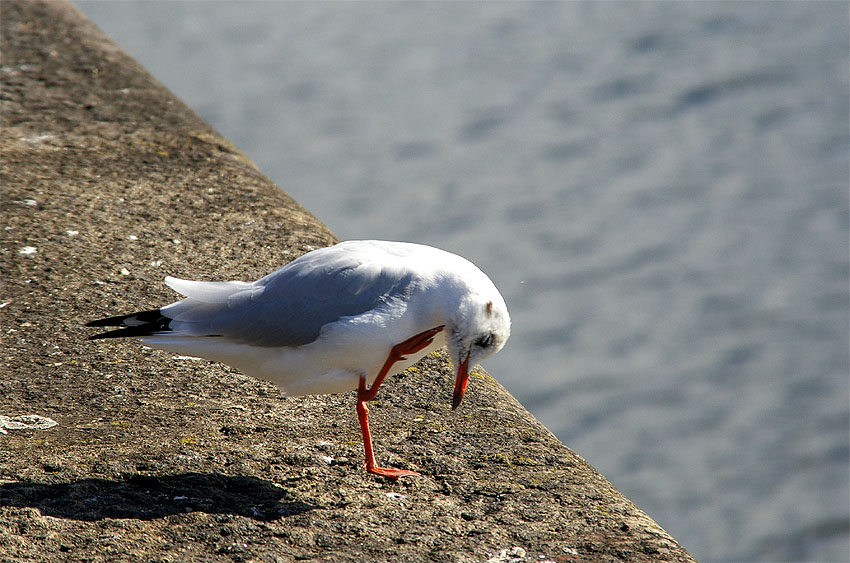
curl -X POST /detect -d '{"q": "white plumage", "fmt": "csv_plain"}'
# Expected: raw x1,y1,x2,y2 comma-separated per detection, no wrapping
88,240,511,478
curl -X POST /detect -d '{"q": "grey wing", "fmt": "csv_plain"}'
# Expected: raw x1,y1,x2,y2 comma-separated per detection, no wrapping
161,248,416,347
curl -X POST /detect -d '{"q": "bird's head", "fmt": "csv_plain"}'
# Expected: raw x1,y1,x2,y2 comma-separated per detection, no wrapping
445,289,511,410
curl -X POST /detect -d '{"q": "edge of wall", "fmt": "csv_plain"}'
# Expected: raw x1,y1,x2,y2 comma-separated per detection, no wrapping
0,2,696,561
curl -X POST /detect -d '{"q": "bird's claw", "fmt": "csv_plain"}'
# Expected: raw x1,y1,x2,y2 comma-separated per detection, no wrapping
396,325,444,357
366,465,421,480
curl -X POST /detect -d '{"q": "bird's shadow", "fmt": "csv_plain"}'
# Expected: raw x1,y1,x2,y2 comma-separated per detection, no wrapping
0,472,315,521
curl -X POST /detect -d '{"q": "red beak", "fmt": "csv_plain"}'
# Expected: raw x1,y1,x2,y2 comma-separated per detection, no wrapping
452,352,470,410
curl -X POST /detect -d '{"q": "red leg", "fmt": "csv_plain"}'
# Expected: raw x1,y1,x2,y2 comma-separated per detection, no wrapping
358,374,420,479
360,325,444,402
356,326,444,479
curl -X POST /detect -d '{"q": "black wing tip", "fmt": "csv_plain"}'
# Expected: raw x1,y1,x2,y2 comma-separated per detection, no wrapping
87,325,172,340
86,309,172,339
85,309,164,327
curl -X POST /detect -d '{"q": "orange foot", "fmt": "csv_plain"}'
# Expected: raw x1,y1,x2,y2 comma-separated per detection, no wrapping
396,325,445,358
366,465,421,480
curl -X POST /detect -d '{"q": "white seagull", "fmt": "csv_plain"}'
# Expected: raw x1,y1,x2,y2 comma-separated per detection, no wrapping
87,240,511,479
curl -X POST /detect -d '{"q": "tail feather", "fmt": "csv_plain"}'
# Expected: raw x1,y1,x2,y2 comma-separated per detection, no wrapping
86,309,173,340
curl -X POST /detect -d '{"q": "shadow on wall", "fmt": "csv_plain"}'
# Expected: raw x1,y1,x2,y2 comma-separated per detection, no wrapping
0,472,315,521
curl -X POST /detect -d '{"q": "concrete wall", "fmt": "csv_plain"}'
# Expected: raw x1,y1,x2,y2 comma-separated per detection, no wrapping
0,2,695,561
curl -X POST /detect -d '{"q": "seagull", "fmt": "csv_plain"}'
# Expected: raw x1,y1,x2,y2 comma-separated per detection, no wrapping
87,240,511,479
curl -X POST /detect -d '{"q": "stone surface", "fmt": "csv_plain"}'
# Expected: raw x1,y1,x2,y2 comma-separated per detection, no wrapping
0,1,696,561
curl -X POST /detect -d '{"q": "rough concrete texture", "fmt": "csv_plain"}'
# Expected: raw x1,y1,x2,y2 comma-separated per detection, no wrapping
0,2,697,561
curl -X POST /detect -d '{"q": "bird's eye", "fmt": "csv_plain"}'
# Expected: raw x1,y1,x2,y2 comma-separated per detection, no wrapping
475,333,493,348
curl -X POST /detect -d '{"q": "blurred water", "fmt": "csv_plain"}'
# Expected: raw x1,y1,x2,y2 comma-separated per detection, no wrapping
76,2,849,561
